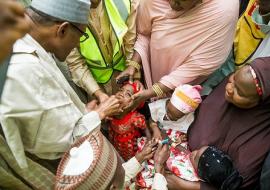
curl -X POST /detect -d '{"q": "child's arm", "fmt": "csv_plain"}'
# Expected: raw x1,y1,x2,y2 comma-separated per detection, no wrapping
149,119,162,140
143,127,152,141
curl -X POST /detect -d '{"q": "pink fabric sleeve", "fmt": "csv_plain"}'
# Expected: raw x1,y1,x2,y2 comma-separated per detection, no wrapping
160,8,238,89
134,0,153,88
135,0,152,36
134,34,152,88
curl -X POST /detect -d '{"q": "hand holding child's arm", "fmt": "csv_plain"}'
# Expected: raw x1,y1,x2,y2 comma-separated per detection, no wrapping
149,120,162,140
135,139,158,164
93,96,123,120
154,144,170,175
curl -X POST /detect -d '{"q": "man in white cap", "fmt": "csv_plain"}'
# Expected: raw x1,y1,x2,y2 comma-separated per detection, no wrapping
0,0,121,182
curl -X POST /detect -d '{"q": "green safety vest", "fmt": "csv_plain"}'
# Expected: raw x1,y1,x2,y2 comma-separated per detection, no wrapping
80,0,131,84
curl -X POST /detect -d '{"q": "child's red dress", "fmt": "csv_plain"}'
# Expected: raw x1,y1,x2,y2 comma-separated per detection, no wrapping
109,111,146,161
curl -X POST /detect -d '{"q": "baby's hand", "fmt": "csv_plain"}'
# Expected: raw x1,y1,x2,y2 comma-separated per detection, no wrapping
135,139,158,164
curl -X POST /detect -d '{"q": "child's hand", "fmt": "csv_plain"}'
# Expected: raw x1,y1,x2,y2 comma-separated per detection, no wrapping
135,139,158,164
149,121,162,140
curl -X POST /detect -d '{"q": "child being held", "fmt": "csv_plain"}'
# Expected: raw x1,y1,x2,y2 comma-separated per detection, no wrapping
136,84,202,188
135,83,245,189
109,81,150,161
148,84,203,144
136,142,243,190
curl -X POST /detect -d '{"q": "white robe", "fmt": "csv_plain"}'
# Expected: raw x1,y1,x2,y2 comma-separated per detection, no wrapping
0,34,100,168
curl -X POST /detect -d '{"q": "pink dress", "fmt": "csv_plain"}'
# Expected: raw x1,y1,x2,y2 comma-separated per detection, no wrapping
134,0,239,89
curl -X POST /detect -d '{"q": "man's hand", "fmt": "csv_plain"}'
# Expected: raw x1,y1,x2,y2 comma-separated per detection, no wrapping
154,143,170,175
135,139,158,164
86,100,98,112
93,89,109,103
94,95,122,120
0,0,30,62
122,88,155,112
116,65,136,82
134,80,145,91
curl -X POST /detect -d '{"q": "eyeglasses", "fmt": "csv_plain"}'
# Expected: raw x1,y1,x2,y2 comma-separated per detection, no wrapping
70,23,89,43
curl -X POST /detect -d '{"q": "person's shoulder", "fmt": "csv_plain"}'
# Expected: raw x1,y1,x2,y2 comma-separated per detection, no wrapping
199,0,239,25
9,39,45,80
210,0,239,16
11,37,40,65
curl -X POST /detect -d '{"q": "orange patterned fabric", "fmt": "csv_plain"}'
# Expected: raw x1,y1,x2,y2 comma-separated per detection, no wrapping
109,111,147,161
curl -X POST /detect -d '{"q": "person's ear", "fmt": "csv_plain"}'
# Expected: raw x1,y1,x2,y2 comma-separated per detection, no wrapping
56,22,70,39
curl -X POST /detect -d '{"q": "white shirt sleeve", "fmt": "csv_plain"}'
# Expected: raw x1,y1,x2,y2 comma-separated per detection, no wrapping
152,173,168,190
73,111,101,139
122,157,143,184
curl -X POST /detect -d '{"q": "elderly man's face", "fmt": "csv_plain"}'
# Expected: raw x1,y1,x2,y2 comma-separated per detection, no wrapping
53,23,87,61
168,0,201,11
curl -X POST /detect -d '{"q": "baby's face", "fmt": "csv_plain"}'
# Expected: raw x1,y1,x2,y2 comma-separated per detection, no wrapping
115,84,134,108
225,66,260,109
166,100,185,121
189,146,209,170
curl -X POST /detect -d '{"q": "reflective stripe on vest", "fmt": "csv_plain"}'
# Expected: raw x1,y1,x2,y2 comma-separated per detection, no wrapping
80,0,131,84
233,0,266,68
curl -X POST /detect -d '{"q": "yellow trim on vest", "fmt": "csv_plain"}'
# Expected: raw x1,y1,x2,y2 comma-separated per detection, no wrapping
234,0,266,68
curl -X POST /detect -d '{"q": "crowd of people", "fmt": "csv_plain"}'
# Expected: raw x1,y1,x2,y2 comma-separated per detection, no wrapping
0,0,270,189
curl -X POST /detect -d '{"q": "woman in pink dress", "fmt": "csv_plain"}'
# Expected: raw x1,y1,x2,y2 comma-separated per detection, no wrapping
117,0,239,105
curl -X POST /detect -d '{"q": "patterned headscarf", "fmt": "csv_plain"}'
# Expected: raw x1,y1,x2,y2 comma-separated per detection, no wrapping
198,146,243,190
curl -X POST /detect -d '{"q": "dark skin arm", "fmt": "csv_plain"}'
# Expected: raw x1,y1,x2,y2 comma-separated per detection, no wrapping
154,143,170,175
135,139,158,164
149,119,162,140
165,173,201,190
118,50,172,110
155,142,201,190
143,127,152,141
122,82,172,114
116,51,142,82
0,0,30,62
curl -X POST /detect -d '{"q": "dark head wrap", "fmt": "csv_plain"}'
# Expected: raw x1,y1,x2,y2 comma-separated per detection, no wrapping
198,146,243,190
250,57,270,102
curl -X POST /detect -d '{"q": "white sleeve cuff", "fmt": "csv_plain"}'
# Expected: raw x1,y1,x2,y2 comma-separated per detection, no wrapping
152,173,168,190
122,157,143,183
73,111,101,139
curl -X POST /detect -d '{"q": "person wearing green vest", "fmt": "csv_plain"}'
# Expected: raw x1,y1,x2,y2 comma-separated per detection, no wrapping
66,0,140,103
